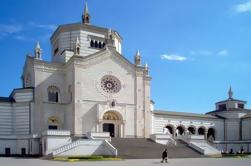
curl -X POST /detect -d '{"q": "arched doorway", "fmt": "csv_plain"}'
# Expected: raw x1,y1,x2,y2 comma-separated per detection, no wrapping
176,126,185,136
207,128,216,141
103,123,115,137
188,126,196,135
198,127,205,135
102,111,123,137
165,125,174,135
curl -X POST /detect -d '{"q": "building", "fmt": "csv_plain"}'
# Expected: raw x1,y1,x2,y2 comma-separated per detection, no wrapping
0,2,250,157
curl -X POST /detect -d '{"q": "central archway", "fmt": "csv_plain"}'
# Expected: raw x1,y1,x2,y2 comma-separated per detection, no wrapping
102,111,123,138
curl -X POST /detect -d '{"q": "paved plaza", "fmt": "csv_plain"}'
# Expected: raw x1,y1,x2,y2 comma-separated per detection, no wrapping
0,157,251,166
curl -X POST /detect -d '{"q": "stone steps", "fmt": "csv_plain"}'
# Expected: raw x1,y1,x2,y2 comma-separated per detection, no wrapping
111,138,203,159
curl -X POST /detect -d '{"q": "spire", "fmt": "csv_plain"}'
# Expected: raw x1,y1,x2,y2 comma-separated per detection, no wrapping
34,41,42,60
82,1,90,24
74,37,81,55
135,50,141,66
228,86,233,99
144,63,149,75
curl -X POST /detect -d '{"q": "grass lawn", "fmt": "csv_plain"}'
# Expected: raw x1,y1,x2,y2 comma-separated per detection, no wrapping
53,155,122,162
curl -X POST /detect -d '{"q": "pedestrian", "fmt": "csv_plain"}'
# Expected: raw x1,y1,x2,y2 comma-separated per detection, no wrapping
161,149,168,163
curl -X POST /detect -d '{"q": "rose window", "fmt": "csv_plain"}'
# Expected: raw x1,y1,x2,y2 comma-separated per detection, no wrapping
101,75,121,94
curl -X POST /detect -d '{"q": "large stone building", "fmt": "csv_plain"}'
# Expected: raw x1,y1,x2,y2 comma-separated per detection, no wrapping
0,2,250,157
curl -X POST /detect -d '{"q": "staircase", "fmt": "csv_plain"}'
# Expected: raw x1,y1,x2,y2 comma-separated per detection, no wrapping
111,138,202,159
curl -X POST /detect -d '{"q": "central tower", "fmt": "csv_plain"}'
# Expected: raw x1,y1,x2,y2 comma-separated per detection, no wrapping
50,1,122,63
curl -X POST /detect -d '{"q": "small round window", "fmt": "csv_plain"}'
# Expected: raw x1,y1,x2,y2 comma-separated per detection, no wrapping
101,75,121,94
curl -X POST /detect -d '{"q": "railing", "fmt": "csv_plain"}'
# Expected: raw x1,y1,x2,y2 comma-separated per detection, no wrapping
86,131,111,142
52,139,117,156
150,134,176,146
42,130,71,136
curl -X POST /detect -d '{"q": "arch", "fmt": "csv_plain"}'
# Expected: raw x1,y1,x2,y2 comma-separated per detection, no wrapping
94,41,98,48
47,116,60,130
198,126,206,135
165,124,174,135
98,41,102,48
176,125,185,136
207,128,216,141
188,126,196,135
47,86,60,103
102,42,106,48
102,111,122,121
101,110,124,138
90,40,94,47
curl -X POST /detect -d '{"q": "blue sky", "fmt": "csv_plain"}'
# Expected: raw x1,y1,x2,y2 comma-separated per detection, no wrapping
0,0,251,113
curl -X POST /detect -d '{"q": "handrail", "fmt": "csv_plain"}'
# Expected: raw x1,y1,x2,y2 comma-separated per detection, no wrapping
52,139,117,156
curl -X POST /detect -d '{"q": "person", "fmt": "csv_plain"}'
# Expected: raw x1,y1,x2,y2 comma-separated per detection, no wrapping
161,149,168,163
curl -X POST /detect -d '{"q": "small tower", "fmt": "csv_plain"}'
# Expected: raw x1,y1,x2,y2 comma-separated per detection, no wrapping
228,86,233,99
135,50,141,66
82,1,90,24
34,41,42,60
74,37,81,55
144,63,149,75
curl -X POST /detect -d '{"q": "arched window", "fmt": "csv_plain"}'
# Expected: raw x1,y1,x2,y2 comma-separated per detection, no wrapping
98,42,102,48
188,126,196,135
95,41,98,48
102,43,106,48
90,40,94,47
48,86,60,103
48,116,60,130
198,127,205,135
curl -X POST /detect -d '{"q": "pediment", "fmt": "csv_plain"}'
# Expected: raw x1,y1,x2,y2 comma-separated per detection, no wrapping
71,47,136,74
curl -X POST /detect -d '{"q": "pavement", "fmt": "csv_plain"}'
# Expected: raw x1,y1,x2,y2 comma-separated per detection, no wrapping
0,157,251,166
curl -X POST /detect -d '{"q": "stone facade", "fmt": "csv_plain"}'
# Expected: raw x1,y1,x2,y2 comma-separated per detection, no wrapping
0,2,251,156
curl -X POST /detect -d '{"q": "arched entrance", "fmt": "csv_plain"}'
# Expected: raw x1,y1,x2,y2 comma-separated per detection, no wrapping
165,125,174,135
103,123,115,137
207,128,216,141
188,126,196,135
176,126,185,136
198,127,205,135
102,111,123,138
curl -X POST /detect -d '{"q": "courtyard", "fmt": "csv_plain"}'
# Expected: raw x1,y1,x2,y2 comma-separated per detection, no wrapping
0,157,251,166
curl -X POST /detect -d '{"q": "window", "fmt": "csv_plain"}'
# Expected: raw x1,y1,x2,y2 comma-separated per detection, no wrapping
21,148,26,156
219,104,226,110
90,40,94,47
54,48,59,55
90,39,105,49
238,103,244,109
5,148,11,156
47,86,60,102
48,125,58,130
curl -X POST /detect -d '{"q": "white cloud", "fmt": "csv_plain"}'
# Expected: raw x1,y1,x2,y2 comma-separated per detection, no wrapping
28,22,57,31
235,1,251,13
217,49,229,56
0,24,23,37
161,54,188,61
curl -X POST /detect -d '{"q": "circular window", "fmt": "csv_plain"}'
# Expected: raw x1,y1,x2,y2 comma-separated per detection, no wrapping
101,75,121,94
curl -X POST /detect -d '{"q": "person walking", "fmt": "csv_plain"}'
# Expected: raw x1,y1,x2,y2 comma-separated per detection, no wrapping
161,149,168,163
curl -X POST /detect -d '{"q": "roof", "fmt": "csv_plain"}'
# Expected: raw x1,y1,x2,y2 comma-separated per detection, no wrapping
206,108,251,114
0,97,14,103
50,23,123,41
216,98,247,104
242,114,251,119
154,110,218,119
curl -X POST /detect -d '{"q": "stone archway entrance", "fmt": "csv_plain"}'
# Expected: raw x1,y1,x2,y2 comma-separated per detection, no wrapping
103,123,115,137
101,111,123,138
